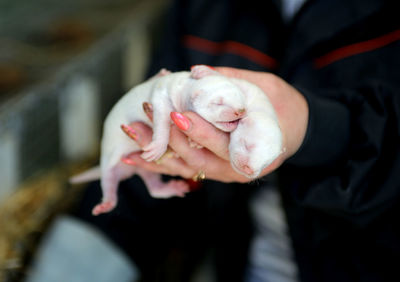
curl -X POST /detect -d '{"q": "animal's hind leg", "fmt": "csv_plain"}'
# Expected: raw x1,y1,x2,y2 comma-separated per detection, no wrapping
141,87,174,162
137,168,190,198
92,170,119,216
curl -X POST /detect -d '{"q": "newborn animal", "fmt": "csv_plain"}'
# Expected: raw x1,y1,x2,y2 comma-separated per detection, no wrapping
70,65,282,215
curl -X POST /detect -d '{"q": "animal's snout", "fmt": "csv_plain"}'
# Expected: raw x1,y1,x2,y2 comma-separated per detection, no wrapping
233,153,255,177
235,108,246,117
221,108,246,121
241,164,254,176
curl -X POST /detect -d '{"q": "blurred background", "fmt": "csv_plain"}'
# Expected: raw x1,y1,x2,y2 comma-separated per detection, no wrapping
0,0,169,280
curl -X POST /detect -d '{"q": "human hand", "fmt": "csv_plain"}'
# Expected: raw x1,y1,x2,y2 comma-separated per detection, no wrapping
122,67,308,183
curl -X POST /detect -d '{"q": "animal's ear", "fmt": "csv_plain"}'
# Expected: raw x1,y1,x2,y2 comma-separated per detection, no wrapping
190,65,219,79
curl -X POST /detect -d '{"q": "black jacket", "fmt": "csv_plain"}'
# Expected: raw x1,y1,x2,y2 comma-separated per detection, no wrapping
148,0,400,281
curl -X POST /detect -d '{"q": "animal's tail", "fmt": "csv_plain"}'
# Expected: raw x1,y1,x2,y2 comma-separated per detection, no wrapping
69,166,101,184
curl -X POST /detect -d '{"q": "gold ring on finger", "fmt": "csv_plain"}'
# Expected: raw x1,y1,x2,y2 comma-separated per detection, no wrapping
192,170,206,182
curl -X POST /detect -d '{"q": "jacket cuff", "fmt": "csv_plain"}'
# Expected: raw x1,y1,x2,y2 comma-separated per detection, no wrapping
286,88,351,167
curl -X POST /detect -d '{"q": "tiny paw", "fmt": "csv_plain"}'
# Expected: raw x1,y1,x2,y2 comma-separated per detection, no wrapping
190,65,218,79
156,68,171,77
148,180,190,198
141,141,167,162
166,180,190,197
92,201,116,216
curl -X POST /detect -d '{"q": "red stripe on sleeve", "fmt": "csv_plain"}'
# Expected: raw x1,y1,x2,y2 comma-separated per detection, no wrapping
314,29,400,69
182,35,278,70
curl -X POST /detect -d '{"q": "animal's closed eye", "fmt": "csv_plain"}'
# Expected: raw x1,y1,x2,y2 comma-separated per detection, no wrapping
211,97,224,106
241,138,255,152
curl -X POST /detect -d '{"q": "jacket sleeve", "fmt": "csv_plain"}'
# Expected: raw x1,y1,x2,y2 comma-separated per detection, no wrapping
284,80,400,226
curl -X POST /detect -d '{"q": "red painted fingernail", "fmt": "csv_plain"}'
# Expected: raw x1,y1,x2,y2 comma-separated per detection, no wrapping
121,156,136,165
121,124,138,140
170,112,191,131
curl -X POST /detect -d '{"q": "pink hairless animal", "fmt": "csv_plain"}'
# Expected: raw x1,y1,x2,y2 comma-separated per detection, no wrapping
70,65,282,215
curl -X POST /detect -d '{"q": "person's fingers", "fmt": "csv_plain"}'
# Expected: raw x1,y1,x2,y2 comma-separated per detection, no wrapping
170,111,231,160
168,125,208,168
122,121,199,179
121,122,153,148
168,120,250,182
197,150,250,182
120,101,153,146
123,151,196,179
